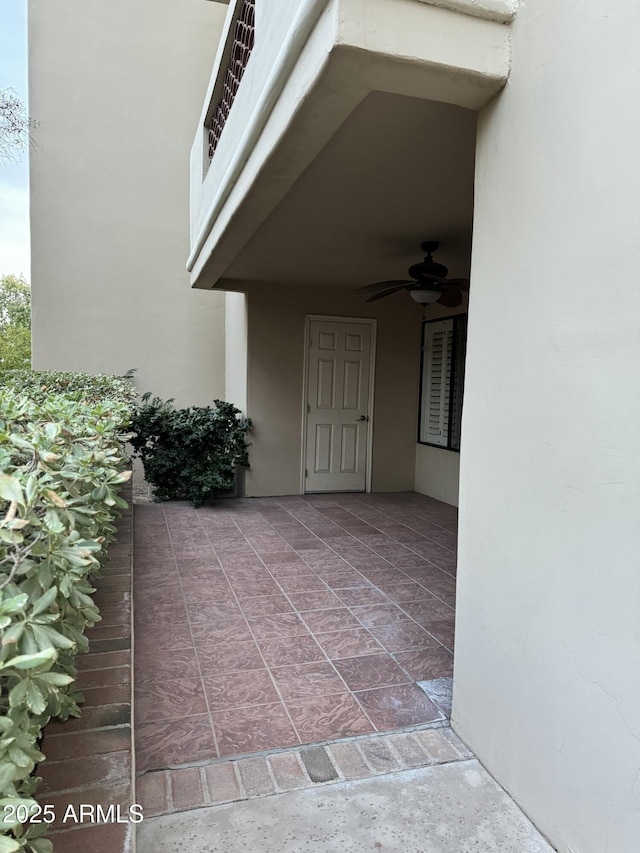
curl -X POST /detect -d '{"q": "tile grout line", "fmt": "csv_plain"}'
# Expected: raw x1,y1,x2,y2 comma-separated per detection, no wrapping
274,500,455,669
309,496,457,579
347,499,457,555
205,513,377,726
134,645,432,711
221,516,380,738
323,504,456,585
231,506,381,735
134,718,450,776
198,766,210,806
262,754,279,792
231,761,246,799
165,767,174,813
136,496,454,775
306,497,456,652
271,497,454,665
274,750,311,791
161,504,223,762
192,509,304,752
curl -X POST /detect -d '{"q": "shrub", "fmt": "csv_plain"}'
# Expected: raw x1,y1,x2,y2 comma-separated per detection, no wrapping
129,395,251,506
0,371,133,852
0,276,32,372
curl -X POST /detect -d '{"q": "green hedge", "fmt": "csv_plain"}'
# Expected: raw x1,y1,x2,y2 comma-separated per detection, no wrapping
0,370,137,408
0,372,134,853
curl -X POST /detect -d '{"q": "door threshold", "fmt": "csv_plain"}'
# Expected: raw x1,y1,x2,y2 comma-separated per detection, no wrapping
303,489,367,495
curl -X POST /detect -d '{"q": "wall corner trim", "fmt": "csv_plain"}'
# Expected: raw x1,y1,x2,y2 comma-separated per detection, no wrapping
187,0,331,275
415,0,517,24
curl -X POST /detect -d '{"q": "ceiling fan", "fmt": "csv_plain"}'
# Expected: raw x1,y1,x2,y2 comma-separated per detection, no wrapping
358,241,469,307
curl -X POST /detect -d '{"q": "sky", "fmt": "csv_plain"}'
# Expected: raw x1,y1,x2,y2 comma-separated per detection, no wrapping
0,0,30,279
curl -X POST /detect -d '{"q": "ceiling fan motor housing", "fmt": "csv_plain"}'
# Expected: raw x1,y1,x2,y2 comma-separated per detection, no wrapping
408,259,449,281
407,240,448,280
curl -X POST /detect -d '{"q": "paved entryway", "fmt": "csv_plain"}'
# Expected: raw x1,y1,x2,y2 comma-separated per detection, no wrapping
133,492,457,772
137,758,555,853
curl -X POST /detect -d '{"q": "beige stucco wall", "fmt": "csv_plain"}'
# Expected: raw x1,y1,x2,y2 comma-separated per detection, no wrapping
224,291,248,413
454,1,640,852
237,282,421,497
414,445,459,506
28,0,227,406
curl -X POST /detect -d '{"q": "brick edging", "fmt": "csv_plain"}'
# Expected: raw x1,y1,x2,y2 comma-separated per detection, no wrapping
137,725,474,819
38,483,136,853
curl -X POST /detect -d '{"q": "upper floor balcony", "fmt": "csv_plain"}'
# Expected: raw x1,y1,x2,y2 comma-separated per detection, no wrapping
189,0,516,288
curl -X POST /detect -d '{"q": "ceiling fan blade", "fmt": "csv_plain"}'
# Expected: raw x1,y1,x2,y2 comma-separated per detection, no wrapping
358,279,414,294
365,284,410,302
413,272,442,284
445,278,470,289
437,288,464,308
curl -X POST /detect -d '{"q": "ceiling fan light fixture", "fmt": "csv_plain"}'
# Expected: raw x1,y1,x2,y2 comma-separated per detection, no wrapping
410,288,441,305
358,241,469,305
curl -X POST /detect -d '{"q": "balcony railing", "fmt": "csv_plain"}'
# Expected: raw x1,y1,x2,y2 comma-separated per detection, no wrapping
206,0,255,164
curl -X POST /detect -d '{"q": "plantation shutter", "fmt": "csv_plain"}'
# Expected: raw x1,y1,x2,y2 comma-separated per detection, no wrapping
420,319,453,446
449,314,467,451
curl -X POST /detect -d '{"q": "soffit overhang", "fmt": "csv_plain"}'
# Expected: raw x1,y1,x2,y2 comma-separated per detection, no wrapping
189,0,512,288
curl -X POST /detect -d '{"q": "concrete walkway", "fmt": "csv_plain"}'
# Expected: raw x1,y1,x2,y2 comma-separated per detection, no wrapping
138,759,554,853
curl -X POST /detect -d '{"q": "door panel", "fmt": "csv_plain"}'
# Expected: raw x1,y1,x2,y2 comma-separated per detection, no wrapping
340,423,359,473
314,424,333,474
345,332,363,352
305,319,373,492
317,359,336,408
318,331,337,350
342,360,362,409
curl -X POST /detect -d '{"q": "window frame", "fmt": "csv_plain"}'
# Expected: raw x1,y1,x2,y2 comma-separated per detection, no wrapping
417,313,467,453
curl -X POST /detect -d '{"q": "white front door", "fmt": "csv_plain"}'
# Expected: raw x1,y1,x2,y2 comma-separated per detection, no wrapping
304,318,374,493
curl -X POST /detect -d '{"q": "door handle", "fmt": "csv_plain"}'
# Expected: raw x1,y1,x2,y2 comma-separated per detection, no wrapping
357,415,369,422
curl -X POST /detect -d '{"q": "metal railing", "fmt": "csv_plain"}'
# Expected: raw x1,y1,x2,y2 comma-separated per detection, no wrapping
206,0,256,163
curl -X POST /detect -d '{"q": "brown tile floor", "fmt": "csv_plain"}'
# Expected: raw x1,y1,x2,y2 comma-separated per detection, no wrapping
133,492,457,772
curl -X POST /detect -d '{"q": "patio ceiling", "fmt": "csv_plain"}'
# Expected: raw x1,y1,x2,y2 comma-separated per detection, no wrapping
217,91,476,290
